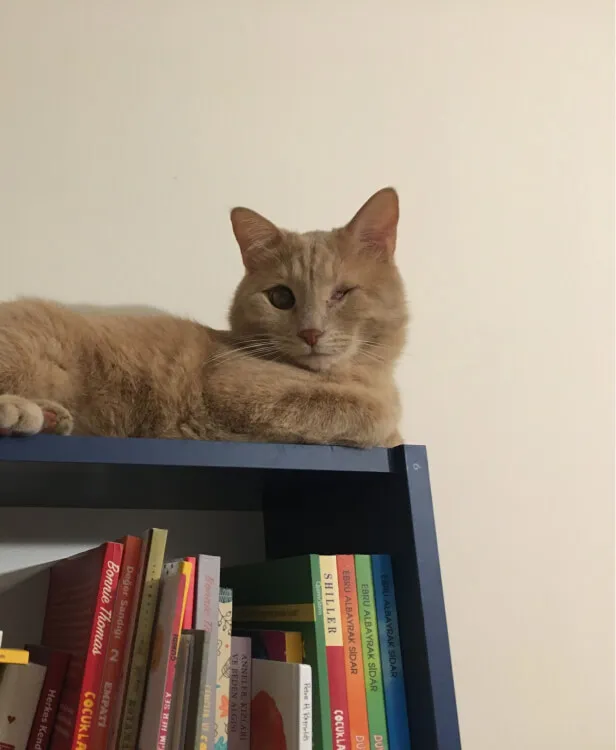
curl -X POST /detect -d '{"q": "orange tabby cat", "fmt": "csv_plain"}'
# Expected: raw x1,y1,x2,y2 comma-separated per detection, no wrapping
0,187,407,447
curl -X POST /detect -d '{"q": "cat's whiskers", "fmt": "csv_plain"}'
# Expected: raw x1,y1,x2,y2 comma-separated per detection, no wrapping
207,344,278,364
204,341,281,368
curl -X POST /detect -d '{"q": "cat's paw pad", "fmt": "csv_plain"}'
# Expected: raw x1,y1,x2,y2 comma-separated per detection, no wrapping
36,400,74,436
0,395,45,436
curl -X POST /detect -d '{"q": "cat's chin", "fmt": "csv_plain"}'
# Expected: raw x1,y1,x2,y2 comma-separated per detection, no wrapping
293,353,337,372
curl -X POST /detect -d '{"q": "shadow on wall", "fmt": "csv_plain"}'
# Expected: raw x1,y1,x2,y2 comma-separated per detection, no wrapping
0,566,50,647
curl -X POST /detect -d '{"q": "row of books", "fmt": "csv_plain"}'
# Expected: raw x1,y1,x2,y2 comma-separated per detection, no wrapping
0,527,411,750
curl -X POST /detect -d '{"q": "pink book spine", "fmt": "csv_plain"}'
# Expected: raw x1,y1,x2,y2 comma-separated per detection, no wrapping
26,649,70,750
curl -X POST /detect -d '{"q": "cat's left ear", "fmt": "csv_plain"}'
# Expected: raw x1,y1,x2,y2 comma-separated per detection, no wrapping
230,207,281,271
344,187,399,258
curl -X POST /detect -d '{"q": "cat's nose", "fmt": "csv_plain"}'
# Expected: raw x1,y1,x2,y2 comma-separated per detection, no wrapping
297,329,324,347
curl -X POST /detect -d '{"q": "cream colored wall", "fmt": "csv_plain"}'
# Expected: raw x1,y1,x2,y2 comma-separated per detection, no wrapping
0,2,613,748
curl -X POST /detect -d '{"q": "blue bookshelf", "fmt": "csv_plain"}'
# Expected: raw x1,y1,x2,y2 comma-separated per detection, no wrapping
0,436,461,750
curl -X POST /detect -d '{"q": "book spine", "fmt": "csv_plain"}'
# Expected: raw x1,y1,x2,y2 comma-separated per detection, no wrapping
214,589,233,750
0,649,30,664
195,555,220,750
168,634,193,750
0,663,47,750
26,652,70,750
182,629,212,750
156,563,191,750
372,556,411,750
183,557,196,630
284,632,304,664
355,555,389,750
298,664,313,750
93,536,141,750
107,534,147,750
228,637,251,750
337,555,371,750
72,542,123,750
308,554,333,750
117,528,168,750
319,556,351,750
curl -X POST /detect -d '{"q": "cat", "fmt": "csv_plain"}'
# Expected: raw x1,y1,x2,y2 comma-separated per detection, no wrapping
0,187,408,447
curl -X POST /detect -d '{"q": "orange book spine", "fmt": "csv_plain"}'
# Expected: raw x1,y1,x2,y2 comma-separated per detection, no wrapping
92,536,142,750
337,555,371,750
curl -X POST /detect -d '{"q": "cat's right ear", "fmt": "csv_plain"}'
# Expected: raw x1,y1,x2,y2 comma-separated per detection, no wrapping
230,207,281,271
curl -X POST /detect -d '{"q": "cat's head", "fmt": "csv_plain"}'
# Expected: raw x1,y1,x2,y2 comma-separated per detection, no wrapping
228,187,408,372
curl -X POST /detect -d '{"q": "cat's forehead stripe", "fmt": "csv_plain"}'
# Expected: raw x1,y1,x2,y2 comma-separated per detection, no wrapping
284,233,338,284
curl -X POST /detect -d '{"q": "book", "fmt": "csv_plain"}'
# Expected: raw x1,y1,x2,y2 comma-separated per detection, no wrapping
193,555,221,750
117,528,168,750
228,636,251,750
182,630,212,750
167,633,194,750
372,555,411,750
355,555,389,750
93,534,142,750
137,559,191,750
182,557,197,630
42,541,123,750
106,530,147,750
0,662,47,750
250,660,312,750
233,630,303,664
319,555,351,750
337,556,371,750
221,555,331,750
214,588,233,750
25,647,70,750
0,649,29,665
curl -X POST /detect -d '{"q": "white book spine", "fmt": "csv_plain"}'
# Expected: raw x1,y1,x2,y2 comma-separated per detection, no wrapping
0,663,47,750
298,664,312,750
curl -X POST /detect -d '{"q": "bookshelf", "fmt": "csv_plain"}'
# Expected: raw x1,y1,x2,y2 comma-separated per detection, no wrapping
0,436,461,750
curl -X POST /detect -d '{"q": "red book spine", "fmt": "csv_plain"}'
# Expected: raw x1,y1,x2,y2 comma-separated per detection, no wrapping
92,536,142,750
26,649,70,750
319,556,351,750
72,543,123,750
156,573,188,750
182,556,196,629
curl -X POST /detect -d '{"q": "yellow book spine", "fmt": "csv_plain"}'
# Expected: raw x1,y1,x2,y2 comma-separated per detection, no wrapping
0,648,29,664
177,560,192,629
319,555,344,649
232,603,315,623
284,632,304,663
118,528,168,750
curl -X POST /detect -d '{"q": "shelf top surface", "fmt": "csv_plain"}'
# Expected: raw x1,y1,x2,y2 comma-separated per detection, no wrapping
0,435,405,474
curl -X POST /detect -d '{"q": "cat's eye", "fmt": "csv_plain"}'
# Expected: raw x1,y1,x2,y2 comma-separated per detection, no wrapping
266,285,295,310
331,286,355,302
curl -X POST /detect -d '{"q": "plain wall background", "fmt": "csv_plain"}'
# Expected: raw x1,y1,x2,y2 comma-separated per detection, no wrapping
0,2,613,748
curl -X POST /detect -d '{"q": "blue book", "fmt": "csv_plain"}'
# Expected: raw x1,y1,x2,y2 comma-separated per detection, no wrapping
372,554,412,749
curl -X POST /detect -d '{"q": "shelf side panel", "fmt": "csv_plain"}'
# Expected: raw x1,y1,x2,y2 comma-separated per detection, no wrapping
261,454,461,750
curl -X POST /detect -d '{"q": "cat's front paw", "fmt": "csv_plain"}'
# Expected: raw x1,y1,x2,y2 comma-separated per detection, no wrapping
0,395,73,436
0,395,45,436
35,399,74,436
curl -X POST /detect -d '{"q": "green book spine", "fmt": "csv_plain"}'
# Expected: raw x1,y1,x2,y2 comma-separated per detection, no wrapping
355,554,389,750
221,555,332,750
